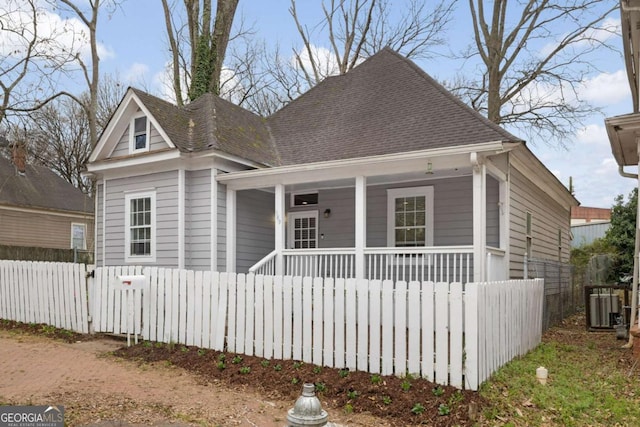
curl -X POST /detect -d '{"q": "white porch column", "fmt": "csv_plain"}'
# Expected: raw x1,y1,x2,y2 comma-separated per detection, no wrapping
471,153,487,282
275,184,286,276
226,187,236,273
355,176,367,280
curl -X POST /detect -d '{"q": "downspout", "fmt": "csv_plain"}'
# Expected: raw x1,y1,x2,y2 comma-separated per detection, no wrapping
618,163,640,348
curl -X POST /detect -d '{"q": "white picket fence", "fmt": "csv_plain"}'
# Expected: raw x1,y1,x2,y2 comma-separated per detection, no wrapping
89,266,544,390
0,260,544,390
0,260,90,333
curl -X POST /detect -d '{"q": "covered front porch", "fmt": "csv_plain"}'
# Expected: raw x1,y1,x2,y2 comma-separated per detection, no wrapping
218,143,514,284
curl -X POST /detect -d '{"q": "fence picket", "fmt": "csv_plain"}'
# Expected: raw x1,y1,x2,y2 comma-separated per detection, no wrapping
313,277,323,366
254,274,264,358
227,272,238,352
209,271,220,348
264,275,275,359
282,276,293,360
334,278,345,368
407,281,421,375
357,278,369,372
201,270,212,349
273,275,284,360
194,270,204,347
245,274,255,355
381,280,394,376
369,280,381,374
435,283,449,384
292,276,303,361
421,281,435,381
323,277,334,367
464,282,479,390
236,273,246,354
449,282,463,388
345,278,357,370
394,281,407,375
302,277,313,364
214,272,228,351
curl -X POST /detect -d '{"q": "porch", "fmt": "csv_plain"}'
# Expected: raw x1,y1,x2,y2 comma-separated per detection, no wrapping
218,144,513,283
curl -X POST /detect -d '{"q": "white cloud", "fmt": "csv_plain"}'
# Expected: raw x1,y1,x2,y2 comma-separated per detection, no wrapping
579,70,629,105
0,1,113,69
540,16,620,57
575,123,608,145
291,44,340,78
124,62,149,84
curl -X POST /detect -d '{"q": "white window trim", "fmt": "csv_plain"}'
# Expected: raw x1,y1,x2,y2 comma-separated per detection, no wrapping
386,186,434,247
290,191,319,207
125,190,156,263
129,112,151,154
70,222,87,250
287,210,319,249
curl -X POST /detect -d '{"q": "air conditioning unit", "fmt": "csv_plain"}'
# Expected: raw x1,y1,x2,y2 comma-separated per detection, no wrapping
589,293,620,328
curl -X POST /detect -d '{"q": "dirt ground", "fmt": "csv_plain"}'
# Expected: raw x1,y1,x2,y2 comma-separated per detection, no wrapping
0,331,395,426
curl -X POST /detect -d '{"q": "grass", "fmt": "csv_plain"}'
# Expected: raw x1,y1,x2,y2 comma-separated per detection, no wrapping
480,330,640,426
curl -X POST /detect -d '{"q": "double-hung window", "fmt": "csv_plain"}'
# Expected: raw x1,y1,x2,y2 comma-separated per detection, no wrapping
71,223,87,250
387,186,434,247
130,113,150,153
125,191,156,262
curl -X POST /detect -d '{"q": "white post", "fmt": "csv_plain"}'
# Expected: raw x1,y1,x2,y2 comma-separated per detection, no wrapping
226,187,236,273
211,168,218,271
355,176,367,280
471,153,486,282
275,184,286,276
178,168,185,269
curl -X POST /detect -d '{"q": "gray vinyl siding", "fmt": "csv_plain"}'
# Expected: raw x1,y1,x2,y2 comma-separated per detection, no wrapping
236,189,275,273
104,170,179,267
185,169,211,270
110,122,169,158
509,168,571,278
288,187,355,248
285,176,486,249
217,180,227,271
96,183,104,265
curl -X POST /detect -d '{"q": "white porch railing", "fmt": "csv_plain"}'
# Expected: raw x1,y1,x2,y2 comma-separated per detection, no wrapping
249,246,494,283
365,246,474,283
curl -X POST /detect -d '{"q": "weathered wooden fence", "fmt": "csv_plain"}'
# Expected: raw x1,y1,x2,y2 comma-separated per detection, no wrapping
0,260,90,333
89,266,544,390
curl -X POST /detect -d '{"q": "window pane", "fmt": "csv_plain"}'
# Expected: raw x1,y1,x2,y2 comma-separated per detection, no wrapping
134,117,146,133
395,198,405,212
135,134,146,150
406,228,415,243
395,213,405,227
406,213,415,227
395,229,404,243
416,212,425,226
406,197,415,211
416,196,425,211
309,217,316,227
415,228,425,244
301,218,308,228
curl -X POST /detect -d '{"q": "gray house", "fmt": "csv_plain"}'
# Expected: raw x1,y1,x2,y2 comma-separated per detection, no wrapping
86,48,577,283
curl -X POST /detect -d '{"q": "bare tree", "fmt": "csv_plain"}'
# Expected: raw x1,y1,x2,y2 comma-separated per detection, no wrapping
161,0,240,104
0,0,79,125
454,0,618,142
289,0,455,87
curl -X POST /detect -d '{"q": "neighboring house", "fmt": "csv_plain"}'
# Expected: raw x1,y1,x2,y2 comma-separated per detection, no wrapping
571,206,611,225
0,146,94,252
85,48,577,283
571,222,611,248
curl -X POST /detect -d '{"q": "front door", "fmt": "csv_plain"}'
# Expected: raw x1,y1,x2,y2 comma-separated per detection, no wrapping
288,211,318,249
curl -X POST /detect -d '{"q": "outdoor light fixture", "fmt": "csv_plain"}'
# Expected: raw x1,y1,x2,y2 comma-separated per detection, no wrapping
324,208,331,218
425,161,434,174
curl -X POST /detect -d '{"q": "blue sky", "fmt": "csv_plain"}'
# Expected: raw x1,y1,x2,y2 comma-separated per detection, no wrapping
86,1,637,207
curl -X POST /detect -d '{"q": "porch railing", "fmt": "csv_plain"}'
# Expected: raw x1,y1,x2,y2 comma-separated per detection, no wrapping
250,246,483,283
364,246,474,283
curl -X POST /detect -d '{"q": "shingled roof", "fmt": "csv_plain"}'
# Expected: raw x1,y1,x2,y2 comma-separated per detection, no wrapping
0,156,93,214
128,48,521,167
268,47,522,165
131,89,280,166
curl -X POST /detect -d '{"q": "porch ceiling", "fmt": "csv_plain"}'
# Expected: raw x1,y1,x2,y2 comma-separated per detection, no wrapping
218,142,509,190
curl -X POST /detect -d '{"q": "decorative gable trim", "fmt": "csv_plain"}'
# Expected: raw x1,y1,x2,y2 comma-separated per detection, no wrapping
90,89,177,163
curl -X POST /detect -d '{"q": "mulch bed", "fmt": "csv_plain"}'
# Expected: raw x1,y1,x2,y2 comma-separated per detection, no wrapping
114,342,484,426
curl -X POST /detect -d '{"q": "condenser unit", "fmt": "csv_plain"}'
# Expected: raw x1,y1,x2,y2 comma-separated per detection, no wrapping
589,293,620,328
